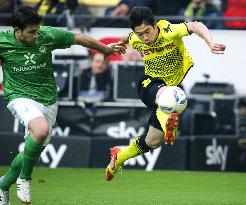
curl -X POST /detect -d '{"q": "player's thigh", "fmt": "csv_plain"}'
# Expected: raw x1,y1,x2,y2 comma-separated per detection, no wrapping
148,110,163,132
7,98,45,128
41,101,58,146
43,101,58,129
145,125,164,148
138,76,165,109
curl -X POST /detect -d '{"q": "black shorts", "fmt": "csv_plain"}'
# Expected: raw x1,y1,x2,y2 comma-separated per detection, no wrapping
138,75,166,131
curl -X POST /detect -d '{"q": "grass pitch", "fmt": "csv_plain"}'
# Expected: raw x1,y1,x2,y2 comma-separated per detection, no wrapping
0,166,245,205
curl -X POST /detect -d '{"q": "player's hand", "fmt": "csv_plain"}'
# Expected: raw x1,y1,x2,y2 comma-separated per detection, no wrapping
208,42,226,54
115,36,129,55
103,43,126,61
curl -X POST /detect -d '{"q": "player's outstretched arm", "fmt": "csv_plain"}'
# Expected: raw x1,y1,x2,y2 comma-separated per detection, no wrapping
74,33,124,56
113,35,129,55
118,35,129,46
186,21,226,54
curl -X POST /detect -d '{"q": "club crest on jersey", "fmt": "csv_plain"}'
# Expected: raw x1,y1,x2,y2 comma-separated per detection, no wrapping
39,45,47,53
24,52,36,65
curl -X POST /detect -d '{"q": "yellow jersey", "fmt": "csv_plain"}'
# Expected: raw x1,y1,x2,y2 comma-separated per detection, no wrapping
128,20,194,86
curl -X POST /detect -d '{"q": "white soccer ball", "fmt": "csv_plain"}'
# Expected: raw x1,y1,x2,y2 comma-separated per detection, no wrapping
157,86,187,114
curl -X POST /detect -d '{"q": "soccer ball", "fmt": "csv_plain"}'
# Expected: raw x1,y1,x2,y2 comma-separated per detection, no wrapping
157,86,187,114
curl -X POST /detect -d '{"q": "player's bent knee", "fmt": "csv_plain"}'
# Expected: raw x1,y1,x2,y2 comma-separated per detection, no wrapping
30,124,49,142
35,126,49,140
29,117,49,141
145,137,162,148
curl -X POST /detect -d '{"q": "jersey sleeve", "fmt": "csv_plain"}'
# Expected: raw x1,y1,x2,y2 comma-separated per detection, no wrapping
128,32,140,50
167,23,190,38
41,26,75,49
128,32,134,47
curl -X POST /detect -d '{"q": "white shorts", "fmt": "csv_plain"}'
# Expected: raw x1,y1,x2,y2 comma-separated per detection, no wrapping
7,98,58,146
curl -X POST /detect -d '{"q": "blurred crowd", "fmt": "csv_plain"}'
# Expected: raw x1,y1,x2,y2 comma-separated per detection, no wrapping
0,0,246,29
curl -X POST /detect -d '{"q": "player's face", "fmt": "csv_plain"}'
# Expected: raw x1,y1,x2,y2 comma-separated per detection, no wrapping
15,24,40,46
134,23,159,45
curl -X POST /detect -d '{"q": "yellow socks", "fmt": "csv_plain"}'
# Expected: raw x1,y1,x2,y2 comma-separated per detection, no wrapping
115,135,151,168
156,108,170,131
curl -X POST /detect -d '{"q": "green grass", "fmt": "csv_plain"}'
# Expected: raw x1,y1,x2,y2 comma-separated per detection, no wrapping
0,167,246,205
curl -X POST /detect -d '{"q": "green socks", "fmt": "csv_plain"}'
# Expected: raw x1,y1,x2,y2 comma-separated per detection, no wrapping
0,152,23,191
19,137,44,180
0,136,44,190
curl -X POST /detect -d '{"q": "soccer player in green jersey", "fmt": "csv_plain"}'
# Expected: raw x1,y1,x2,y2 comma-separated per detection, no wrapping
105,7,226,181
0,6,123,204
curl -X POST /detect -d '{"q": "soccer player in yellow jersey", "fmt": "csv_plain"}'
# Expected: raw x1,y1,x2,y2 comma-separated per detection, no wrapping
105,7,225,181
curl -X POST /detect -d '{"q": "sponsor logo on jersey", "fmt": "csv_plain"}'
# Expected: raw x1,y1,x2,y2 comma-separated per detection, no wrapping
13,62,46,72
24,52,36,65
139,43,176,56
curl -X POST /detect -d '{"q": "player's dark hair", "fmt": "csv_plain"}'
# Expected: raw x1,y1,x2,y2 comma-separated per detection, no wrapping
12,6,42,30
128,7,155,30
